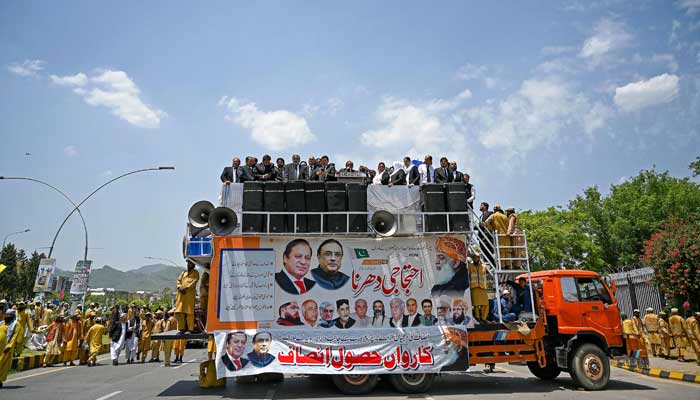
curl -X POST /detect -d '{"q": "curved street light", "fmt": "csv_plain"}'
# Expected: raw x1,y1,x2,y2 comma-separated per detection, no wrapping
2,228,31,248
47,166,175,259
144,256,182,268
0,176,89,259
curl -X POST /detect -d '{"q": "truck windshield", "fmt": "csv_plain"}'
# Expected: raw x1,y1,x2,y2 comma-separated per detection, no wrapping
576,278,613,305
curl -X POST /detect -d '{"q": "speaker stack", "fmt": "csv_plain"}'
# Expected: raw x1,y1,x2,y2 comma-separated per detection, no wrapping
305,181,326,232
264,181,285,233
242,181,265,232
285,181,306,233
446,182,469,231
347,183,367,232
325,182,347,233
422,184,447,232
208,207,238,235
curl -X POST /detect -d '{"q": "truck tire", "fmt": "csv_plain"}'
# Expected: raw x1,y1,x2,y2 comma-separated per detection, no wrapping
527,360,561,380
568,343,609,391
331,374,379,395
388,373,435,393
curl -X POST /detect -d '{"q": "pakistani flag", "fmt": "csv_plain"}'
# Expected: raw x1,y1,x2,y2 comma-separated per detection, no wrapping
354,248,369,259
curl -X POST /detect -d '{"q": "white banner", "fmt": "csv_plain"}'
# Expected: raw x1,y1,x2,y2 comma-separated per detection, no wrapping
69,259,92,295
33,258,56,292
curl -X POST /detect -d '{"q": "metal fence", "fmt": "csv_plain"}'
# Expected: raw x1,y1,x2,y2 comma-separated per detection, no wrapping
610,267,665,316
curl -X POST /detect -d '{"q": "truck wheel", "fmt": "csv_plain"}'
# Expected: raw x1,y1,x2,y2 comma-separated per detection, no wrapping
331,374,379,395
527,360,561,380
568,343,609,391
388,373,435,393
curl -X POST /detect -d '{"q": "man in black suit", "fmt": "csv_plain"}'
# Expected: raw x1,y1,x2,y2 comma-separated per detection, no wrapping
254,154,278,181
220,157,241,183
339,160,355,173
241,156,257,182
389,298,410,328
221,331,249,371
405,298,423,327
404,157,420,186
311,155,336,181
449,161,464,183
275,239,315,294
284,154,309,181
434,157,453,183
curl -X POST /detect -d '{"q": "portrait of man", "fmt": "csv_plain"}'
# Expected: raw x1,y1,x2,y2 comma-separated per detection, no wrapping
405,298,422,327
436,296,453,325
371,300,387,327
431,237,469,297
452,299,472,326
319,301,335,328
276,302,303,326
247,332,276,368
351,299,369,328
420,299,438,326
334,299,355,329
389,298,409,328
302,299,319,327
221,331,249,371
275,239,315,295
310,239,349,290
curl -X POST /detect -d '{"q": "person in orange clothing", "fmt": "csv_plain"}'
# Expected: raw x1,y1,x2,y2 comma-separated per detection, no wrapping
62,313,82,366
43,314,66,367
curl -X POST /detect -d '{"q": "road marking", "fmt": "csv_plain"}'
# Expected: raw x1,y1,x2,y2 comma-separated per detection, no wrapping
173,358,198,369
95,391,123,400
6,366,73,382
265,388,276,400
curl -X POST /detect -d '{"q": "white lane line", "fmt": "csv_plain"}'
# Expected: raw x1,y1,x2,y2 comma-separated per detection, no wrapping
265,388,276,400
95,391,123,400
173,358,198,369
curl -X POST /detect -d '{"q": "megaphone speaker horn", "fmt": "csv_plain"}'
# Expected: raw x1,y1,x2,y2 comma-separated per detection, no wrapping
371,210,397,237
188,200,215,228
209,207,238,236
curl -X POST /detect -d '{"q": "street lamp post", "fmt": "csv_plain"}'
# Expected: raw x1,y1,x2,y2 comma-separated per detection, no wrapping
144,256,182,268
2,229,31,248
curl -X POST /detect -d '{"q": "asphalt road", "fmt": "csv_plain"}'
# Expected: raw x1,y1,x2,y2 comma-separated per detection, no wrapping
2,348,698,400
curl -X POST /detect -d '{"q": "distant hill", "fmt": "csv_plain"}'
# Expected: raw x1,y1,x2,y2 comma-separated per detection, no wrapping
57,263,184,292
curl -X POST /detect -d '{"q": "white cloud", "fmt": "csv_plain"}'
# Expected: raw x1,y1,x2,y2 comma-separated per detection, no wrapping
651,53,679,72
541,46,576,56
50,72,88,87
327,97,344,116
614,73,680,112
669,20,682,44
677,0,700,15
7,59,45,77
220,96,316,151
579,18,633,67
456,63,498,88
63,145,78,157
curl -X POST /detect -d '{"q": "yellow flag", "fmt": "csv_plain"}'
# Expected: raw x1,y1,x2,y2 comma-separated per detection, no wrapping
0,263,6,273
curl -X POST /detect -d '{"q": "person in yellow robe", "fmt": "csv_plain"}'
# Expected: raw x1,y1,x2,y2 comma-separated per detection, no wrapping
505,207,522,268
686,311,700,365
483,205,511,269
149,310,165,362
658,311,672,358
42,304,54,326
669,308,689,361
33,301,44,328
468,253,489,322
175,261,200,333
42,314,66,367
139,312,154,363
80,310,96,365
62,313,82,366
621,312,640,367
84,317,106,367
162,309,177,366
643,308,662,357
200,270,209,328
13,301,33,357
0,309,20,387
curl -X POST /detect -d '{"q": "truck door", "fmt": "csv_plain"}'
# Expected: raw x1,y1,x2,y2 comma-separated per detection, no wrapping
575,277,621,345
557,277,583,334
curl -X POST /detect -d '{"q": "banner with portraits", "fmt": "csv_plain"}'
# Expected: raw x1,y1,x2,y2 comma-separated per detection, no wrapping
209,235,474,378
33,258,57,292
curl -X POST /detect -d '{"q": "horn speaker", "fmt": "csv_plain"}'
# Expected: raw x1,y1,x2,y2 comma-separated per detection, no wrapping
208,207,238,236
371,210,397,237
188,200,215,228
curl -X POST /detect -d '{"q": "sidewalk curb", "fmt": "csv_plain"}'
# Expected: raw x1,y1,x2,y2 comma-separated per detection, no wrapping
610,359,700,384
11,343,110,372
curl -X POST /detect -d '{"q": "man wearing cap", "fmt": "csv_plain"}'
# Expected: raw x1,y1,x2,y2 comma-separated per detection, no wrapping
687,311,700,365
42,303,54,326
150,310,165,362
162,310,177,366
631,309,648,352
621,312,640,367
43,313,66,367
669,308,689,361
483,205,510,268
13,301,32,356
110,313,128,366
33,300,44,328
492,290,516,322
658,311,672,359
80,310,95,365
84,317,105,366
468,253,489,322
0,309,19,387
431,237,470,297
139,312,154,363
62,313,82,366
643,308,662,357
176,261,200,334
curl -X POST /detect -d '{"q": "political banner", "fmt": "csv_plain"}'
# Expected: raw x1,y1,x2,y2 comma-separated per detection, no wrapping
33,258,57,292
69,259,92,295
209,235,474,378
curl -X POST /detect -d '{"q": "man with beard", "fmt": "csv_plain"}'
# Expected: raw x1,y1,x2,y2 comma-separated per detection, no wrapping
469,253,489,322
311,239,349,290
175,260,200,333
484,205,511,268
371,300,388,327
436,297,453,325
420,299,438,326
351,299,370,328
275,239,315,294
276,302,303,326
430,237,469,297
389,298,409,328
0,309,19,387
319,302,335,328
334,299,356,329
302,300,320,327
221,331,248,371
405,298,422,327
247,332,276,368
452,299,472,326
276,158,286,180
478,202,495,266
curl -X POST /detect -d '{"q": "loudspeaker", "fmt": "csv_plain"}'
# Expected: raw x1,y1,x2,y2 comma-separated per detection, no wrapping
422,184,447,232
188,200,214,228
346,183,367,232
242,181,265,232
305,181,326,232
325,182,347,233
285,181,306,233
209,207,238,236
264,181,285,233
371,210,397,236
446,183,469,231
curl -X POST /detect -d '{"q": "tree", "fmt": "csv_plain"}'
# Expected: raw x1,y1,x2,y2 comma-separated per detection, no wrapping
641,215,700,310
690,156,700,177
0,244,19,298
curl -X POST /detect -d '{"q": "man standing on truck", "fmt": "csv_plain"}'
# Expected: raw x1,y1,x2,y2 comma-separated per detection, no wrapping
669,308,689,362
468,253,489,322
483,205,510,268
643,308,662,357
175,260,200,334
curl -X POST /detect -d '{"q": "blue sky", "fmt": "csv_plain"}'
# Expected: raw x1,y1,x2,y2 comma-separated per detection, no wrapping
1,1,699,272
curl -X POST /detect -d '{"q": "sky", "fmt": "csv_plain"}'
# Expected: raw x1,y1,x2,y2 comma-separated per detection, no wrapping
1,1,699,272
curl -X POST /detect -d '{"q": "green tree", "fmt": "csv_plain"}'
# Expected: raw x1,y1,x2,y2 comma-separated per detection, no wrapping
690,156,700,177
0,244,19,298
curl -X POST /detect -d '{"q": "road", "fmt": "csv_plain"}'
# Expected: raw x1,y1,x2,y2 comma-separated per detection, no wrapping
2,349,698,399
